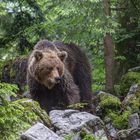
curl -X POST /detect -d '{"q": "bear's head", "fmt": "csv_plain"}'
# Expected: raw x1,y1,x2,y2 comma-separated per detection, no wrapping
28,50,67,89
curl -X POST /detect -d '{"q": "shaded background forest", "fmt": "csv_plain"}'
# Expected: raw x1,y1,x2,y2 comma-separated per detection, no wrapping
0,0,140,95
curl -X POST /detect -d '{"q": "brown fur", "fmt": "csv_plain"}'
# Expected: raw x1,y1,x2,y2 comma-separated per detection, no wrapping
28,50,65,89
27,40,92,112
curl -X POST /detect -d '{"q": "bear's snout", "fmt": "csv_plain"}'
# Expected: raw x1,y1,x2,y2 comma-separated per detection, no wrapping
46,77,61,89
55,77,62,83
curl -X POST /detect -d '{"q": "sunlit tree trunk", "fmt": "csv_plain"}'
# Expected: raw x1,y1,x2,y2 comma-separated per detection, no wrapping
103,0,115,93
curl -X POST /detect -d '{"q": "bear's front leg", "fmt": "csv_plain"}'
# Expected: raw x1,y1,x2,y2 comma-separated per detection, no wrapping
62,69,80,105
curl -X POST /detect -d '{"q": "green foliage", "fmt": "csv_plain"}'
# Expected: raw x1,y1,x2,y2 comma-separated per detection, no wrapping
108,111,131,130
0,0,46,56
120,72,140,95
0,83,18,105
0,99,51,140
92,52,105,92
92,68,105,92
0,83,18,97
115,55,126,62
0,82,50,140
0,101,36,139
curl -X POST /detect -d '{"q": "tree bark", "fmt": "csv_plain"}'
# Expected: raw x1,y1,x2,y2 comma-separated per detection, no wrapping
104,34,115,93
103,0,115,93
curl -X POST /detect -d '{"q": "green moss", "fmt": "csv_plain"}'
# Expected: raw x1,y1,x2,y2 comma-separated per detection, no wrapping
108,111,131,130
99,95,121,114
67,103,88,110
80,130,96,140
0,99,51,140
65,130,96,140
82,134,96,140
124,93,140,114
120,72,140,95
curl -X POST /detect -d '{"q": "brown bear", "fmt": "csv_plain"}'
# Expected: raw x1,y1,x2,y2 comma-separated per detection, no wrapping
27,40,92,112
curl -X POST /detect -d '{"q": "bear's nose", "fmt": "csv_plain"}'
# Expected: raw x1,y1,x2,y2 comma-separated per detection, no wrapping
55,77,61,82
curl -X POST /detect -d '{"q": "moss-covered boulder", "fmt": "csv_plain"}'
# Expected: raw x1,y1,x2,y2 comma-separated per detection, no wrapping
0,99,51,140
95,91,133,130
106,111,131,130
96,91,121,116
120,72,140,95
99,94,121,112
123,84,140,115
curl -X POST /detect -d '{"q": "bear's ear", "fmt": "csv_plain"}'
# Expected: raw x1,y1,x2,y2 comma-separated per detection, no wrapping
34,50,43,61
57,51,68,62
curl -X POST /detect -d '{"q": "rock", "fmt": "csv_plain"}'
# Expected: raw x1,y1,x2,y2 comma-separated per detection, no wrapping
128,84,139,94
128,113,140,128
20,122,64,140
97,91,119,100
49,109,108,140
122,84,140,112
96,91,121,106
128,66,140,72
22,91,31,98
94,129,108,140
116,127,140,140
105,118,118,139
123,94,135,105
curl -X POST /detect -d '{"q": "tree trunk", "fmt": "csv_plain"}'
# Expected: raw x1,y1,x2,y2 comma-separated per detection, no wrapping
103,0,115,93
104,34,115,93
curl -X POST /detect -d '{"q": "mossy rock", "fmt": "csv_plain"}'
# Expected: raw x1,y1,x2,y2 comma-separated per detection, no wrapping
98,93,121,114
67,103,88,110
127,95,140,114
0,99,51,140
65,129,96,140
107,111,131,130
123,90,140,115
120,72,140,95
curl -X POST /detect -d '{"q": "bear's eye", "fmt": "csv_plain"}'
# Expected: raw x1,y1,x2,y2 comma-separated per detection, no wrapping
47,67,53,71
40,68,44,71
57,67,60,72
